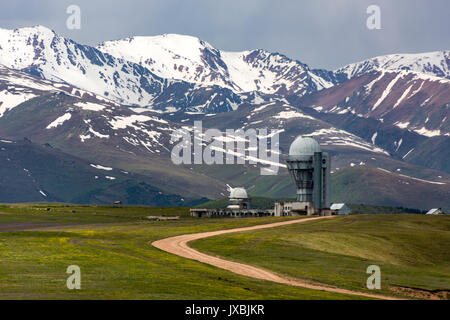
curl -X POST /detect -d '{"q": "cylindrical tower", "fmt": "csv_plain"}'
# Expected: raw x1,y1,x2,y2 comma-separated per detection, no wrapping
286,136,320,202
286,136,330,214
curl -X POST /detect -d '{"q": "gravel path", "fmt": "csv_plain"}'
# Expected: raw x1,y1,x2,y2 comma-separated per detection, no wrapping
152,216,401,300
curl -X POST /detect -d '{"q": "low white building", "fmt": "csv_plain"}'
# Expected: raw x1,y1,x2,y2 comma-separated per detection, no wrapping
274,201,316,216
426,208,444,215
330,203,351,215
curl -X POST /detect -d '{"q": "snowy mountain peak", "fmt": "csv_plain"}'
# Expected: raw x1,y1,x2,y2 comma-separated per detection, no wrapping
98,33,231,88
0,25,58,48
2,25,56,36
0,25,58,70
97,35,335,95
0,26,182,107
99,33,218,63
0,25,340,108
336,50,450,80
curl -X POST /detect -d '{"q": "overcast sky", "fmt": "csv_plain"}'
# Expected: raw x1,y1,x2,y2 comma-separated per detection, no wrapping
1,0,449,69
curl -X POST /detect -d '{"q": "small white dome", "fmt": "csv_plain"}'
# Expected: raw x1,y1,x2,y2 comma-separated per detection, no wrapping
229,187,248,199
289,136,321,156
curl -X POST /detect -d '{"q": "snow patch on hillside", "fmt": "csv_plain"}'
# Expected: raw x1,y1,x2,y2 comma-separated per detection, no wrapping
0,91,35,117
309,128,390,155
413,127,442,137
372,72,404,110
110,115,167,130
90,164,113,171
75,102,106,111
273,110,315,120
46,113,71,129
377,167,446,185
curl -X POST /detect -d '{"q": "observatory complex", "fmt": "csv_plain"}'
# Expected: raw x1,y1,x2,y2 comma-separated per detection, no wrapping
190,187,271,218
190,136,333,217
274,136,331,216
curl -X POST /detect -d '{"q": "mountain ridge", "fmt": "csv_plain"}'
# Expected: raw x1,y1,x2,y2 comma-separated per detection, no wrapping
0,25,449,209
335,50,450,81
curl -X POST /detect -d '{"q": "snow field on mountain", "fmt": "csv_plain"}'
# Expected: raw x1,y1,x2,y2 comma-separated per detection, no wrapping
46,113,72,129
0,90,35,116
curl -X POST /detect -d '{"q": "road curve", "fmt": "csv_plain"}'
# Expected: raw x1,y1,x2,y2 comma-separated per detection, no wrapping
152,216,401,300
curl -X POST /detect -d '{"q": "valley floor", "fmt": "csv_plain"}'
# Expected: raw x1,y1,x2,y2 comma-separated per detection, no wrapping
0,204,448,299
192,214,450,300
153,216,399,299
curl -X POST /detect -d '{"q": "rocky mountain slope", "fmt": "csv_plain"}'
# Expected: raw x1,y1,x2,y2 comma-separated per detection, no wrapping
0,138,203,205
0,26,245,113
292,68,450,173
335,50,450,80
294,69,450,137
0,25,448,209
97,34,337,95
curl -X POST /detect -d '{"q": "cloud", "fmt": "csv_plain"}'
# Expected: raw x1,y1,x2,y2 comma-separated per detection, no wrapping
1,0,449,69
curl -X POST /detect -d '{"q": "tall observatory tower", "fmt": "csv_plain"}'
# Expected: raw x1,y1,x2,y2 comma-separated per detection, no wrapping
286,136,330,214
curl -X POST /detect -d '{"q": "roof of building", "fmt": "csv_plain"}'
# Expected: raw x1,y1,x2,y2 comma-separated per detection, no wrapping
330,203,347,210
289,136,321,156
229,187,248,199
426,208,442,215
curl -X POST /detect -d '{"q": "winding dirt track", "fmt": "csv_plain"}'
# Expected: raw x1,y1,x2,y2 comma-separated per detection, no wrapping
152,216,401,300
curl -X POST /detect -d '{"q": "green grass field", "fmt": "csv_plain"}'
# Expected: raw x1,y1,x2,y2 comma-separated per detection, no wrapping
192,214,450,299
0,204,448,299
0,204,356,299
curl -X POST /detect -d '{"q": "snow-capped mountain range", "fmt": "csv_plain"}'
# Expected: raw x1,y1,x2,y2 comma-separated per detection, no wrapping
0,25,330,113
0,25,448,138
98,34,336,95
297,69,450,137
336,51,450,81
0,25,449,208
0,26,448,111
0,26,246,113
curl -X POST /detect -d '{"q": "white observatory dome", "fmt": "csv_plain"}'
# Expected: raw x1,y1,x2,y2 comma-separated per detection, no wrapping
289,136,321,156
229,187,248,199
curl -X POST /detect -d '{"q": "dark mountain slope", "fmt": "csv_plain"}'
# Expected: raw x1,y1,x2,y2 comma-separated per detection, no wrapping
0,138,202,205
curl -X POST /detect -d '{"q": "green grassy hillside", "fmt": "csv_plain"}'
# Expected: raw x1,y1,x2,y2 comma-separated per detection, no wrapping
192,214,450,299
330,166,450,211
0,139,205,206
191,164,450,211
0,204,354,299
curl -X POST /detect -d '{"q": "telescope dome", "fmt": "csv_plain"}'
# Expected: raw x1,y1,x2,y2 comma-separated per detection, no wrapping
289,136,321,156
229,187,248,199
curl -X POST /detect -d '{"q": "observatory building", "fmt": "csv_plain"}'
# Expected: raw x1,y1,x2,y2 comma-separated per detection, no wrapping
190,136,333,218
274,136,331,216
190,187,271,218
227,187,251,210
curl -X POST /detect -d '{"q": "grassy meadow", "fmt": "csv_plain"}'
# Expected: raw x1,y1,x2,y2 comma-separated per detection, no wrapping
192,214,450,299
0,204,448,299
0,204,355,299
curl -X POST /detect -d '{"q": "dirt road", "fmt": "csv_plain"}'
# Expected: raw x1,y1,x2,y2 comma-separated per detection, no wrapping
152,216,401,300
